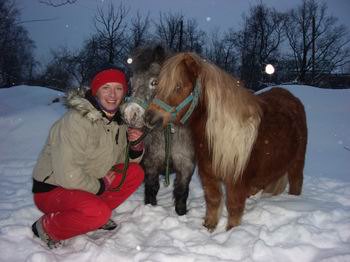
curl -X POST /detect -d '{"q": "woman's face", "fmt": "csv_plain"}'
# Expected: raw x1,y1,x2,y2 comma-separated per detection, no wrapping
95,82,124,112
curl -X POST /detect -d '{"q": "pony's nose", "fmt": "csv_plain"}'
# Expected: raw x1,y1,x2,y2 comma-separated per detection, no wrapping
145,110,162,129
130,111,137,121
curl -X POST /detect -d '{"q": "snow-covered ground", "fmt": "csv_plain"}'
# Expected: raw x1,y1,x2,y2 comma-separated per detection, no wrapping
0,85,349,261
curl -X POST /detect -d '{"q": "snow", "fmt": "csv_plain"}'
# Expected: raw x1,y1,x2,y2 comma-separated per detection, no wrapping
0,84,349,261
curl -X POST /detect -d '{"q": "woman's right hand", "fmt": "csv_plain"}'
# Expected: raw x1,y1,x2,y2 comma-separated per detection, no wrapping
102,170,116,190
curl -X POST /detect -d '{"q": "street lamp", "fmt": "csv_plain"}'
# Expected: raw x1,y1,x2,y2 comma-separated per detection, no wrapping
265,64,275,75
264,63,275,86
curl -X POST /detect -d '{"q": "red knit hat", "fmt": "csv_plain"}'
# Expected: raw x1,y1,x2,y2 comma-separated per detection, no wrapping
91,68,128,96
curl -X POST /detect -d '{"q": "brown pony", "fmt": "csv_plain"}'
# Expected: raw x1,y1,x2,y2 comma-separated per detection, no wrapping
145,52,307,231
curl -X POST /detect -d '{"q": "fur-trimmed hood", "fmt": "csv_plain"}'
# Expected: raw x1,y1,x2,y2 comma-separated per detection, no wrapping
32,88,135,195
64,88,103,123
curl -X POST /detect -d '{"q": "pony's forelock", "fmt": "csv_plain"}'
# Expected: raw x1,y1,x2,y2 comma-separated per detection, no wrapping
157,53,188,99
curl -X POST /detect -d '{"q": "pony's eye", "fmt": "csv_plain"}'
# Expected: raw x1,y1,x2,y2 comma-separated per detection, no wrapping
150,79,158,88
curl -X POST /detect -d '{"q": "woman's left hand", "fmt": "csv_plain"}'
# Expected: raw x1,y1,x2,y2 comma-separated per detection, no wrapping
127,128,145,151
127,128,143,142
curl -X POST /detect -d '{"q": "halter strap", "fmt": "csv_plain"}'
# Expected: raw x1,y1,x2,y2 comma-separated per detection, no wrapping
124,96,149,110
124,93,173,187
152,80,201,124
180,80,201,124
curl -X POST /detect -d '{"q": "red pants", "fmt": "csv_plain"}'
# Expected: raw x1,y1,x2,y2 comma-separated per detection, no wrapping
33,163,144,241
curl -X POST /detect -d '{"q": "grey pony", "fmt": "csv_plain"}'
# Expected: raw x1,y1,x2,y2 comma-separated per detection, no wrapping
120,45,196,215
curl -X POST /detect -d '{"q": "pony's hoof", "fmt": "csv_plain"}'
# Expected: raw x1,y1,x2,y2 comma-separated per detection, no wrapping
225,224,236,231
226,217,241,231
145,197,157,206
175,206,187,216
203,221,217,232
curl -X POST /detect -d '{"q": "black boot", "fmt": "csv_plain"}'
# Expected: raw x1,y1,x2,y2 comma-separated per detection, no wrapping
99,219,118,230
32,218,62,249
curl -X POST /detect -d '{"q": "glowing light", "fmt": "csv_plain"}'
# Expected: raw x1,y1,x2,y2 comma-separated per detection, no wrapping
206,17,211,22
265,64,275,75
127,58,133,64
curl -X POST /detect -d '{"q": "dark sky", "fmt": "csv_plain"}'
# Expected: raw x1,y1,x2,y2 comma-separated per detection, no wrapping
20,0,350,65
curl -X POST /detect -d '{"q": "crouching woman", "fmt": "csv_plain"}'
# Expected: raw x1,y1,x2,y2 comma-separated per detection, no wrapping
31,67,145,248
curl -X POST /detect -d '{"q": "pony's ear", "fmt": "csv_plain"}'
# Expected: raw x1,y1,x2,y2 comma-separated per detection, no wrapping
149,63,161,74
153,45,166,63
183,53,200,77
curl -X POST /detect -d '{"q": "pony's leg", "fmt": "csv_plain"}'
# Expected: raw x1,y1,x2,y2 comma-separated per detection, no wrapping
288,102,307,195
173,171,193,216
288,134,306,195
263,174,288,196
144,173,160,206
199,170,222,232
225,180,247,231
287,159,304,195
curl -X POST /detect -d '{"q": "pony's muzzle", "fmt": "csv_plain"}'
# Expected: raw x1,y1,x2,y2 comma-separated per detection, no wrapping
122,103,145,129
144,109,164,129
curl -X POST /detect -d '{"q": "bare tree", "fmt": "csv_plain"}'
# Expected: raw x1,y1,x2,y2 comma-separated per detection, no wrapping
181,18,206,53
128,11,151,50
155,12,183,52
38,47,77,90
154,12,206,53
205,29,237,75
41,2,132,88
233,4,286,90
75,36,108,86
0,0,36,87
94,2,129,65
38,0,78,7
284,0,350,84
39,35,107,89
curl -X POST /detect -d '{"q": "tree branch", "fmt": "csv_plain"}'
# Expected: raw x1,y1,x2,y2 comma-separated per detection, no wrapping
38,0,78,7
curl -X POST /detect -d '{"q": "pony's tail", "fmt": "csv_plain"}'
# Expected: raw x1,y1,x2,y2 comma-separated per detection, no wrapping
262,173,288,196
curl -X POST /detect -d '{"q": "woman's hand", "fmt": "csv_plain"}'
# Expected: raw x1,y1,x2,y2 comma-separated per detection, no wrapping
102,170,116,190
127,128,143,142
127,128,144,151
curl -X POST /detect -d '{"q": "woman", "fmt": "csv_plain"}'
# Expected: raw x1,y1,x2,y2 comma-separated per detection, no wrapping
31,67,145,248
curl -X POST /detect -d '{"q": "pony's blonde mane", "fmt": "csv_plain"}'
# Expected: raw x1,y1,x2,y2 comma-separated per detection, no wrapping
158,52,262,181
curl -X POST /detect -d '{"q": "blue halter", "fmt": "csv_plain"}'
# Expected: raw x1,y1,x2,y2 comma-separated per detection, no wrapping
152,80,201,125
124,96,149,110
